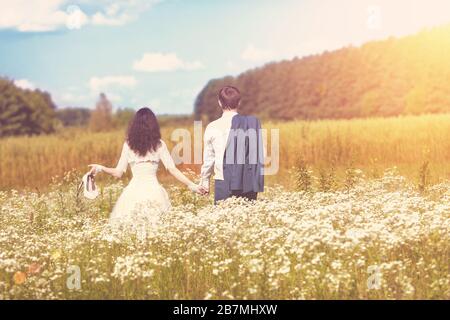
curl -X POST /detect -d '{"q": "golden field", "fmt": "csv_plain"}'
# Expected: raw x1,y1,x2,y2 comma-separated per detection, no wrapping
1,113,450,191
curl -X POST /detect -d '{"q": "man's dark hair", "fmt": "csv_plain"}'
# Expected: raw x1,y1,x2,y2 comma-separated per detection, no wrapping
218,86,241,109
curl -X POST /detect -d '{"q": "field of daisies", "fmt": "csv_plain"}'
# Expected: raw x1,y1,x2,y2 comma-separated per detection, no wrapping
0,169,448,300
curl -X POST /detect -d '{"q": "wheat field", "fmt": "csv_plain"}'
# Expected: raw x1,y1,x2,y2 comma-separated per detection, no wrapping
1,113,450,191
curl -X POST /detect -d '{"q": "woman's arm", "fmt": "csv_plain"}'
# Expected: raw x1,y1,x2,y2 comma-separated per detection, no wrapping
88,143,128,179
167,167,200,191
159,141,207,194
89,165,124,179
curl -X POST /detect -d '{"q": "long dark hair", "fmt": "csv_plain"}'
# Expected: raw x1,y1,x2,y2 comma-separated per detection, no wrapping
127,107,161,156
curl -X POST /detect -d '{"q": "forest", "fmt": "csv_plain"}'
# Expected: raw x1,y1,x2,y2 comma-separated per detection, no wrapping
195,25,450,121
0,78,137,137
0,78,57,136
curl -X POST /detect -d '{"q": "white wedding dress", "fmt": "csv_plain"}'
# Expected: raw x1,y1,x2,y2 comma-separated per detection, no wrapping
109,140,175,226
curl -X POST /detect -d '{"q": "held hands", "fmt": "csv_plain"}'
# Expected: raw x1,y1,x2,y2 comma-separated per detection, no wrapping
188,183,209,196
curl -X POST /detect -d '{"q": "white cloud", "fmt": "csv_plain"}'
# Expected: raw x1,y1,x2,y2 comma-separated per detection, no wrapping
0,0,160,32
90,1,161,26
0,0,69,32
65,5,89,30
91,12,131,26
91,2,132,26
133,53,204,72
53,86,123,107
241,44,274,63
14,79,36,90
59,92,79,103
89,75,137,93
104,92,122,102
57,90,88,103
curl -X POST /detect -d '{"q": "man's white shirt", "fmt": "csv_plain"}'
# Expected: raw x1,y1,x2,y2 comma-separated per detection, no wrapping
200,111,238,189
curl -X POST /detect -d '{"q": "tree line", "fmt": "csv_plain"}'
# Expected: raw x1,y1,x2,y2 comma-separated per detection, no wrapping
0,78,135,137
195,25,450,121
3,25,450,136
0,78,57,137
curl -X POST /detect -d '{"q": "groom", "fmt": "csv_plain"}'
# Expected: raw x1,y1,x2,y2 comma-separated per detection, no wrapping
200,86,264,204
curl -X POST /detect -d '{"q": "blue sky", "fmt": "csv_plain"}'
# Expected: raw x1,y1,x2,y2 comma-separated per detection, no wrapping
1,0,450,114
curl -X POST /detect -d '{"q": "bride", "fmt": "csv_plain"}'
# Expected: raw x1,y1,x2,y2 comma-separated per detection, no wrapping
88,107,206,226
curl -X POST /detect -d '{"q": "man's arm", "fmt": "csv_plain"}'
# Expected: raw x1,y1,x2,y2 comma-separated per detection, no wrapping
199,126,215,191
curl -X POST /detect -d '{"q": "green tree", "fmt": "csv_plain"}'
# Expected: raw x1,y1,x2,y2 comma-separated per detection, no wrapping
360,91,381,117
113,108,135,128
89,93,113,132
194,25,450,120
0,78,57,137
404,86,427,115
56,107,91,127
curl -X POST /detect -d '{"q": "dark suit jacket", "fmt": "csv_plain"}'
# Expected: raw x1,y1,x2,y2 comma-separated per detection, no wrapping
223,114,264,193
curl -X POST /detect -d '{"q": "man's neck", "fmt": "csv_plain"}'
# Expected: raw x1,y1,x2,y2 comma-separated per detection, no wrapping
222,109,238,116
